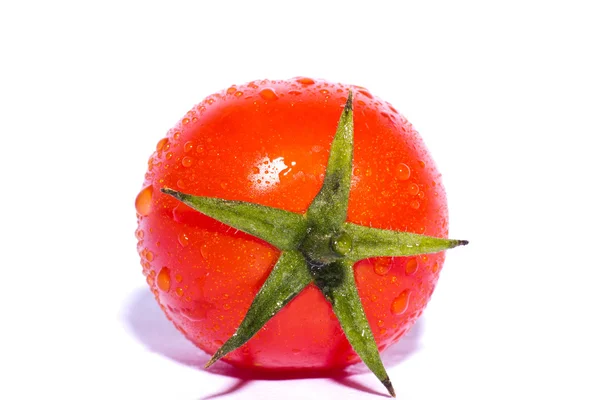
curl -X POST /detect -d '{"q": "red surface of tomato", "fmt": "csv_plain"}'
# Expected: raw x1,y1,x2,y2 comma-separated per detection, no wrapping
135,78,449,370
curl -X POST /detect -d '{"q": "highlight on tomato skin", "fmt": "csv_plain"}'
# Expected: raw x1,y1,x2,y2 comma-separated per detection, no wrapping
135,77,463,385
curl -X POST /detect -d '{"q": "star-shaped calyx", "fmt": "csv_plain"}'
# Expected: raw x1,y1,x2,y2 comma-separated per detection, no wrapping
162,92,468,397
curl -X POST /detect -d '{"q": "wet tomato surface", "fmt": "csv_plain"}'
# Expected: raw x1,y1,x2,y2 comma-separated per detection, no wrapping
135,78,450,371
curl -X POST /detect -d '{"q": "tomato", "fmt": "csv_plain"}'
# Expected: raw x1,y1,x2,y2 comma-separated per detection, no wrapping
135,78,460,386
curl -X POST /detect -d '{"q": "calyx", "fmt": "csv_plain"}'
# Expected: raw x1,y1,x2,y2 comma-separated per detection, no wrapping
162,92,467,397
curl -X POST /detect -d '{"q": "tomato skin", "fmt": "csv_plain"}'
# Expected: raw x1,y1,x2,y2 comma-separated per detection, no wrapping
136,78,448,370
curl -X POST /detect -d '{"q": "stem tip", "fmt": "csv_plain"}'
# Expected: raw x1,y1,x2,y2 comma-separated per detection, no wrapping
383,378,396,397
204,355,219,369
161,187,182,200
344,90,353,112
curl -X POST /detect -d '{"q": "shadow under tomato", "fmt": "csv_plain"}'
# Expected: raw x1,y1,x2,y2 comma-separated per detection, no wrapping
123,287,424,399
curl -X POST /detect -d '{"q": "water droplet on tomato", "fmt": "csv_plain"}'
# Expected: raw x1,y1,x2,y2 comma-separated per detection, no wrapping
178,232,189,247
176,287,184,297
135,228,144,240
135,185,153,216
394,328,407,341
377,320,385,328
278,167,293,182
200,244,209,260
358,89,373,99
391,290,411,315
145,251,154,262
396,163,411,180
184,141,194,152
320,89,330,95
235,91,244,97
226,86,236,95
296,77,315,85
156,138,168,152
381,111,392,120
172,203,188,223
408,183,419,196
432,262,440,273
405,258,418,275
182,118,190,125
181,304,208,321
373,258,392,276
331,232,353,255
410,200,420,209
182,156,193,167
157,267,171,292
166,152,173,160
259,88,278,101
176,179,186,189
418,160,426,168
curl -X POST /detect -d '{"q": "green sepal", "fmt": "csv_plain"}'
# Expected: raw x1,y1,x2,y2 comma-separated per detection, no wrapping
306,91,354,229
342,222,469,262
320,259,395,398
205,250,312,368
161,188,307,251
300,92,355,265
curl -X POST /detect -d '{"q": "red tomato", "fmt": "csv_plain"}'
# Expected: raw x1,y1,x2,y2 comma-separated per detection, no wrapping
135,78,449,370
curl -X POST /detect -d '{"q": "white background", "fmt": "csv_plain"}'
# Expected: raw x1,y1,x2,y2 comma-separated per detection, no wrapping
1,1,599,399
